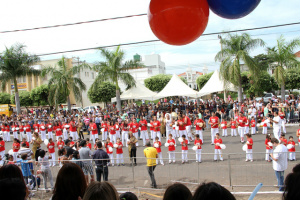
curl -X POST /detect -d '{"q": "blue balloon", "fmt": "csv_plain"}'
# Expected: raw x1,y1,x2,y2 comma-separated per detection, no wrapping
207,0,261,19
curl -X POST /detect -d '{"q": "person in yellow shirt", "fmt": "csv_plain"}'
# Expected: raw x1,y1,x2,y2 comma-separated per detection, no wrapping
144,141,158,188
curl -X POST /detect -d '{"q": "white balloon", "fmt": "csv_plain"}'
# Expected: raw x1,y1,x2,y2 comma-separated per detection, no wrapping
164,143,169,147
44,139,49,146
48,125,52,128
178,137,183,143
101,128,105,132
8,149,14,155
35,129,38,133
287,144,294,150
41,126,45,129
192,146,198,151
220,144,226,150
108,147,113,152
154,143,159,148
113,144,119,148
267,142,273,147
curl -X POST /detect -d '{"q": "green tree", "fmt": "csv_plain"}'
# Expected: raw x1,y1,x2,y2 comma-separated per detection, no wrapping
196,72,213,90
215,33,265,102
0,93,11,104
11,91,32,106
88,82,116,105
30,84,49,106
267,35,300,100
144,74,188,92
41,56,88,111
0,44,40,113
253,54,274,71
285,68,300,90
93,46,143,111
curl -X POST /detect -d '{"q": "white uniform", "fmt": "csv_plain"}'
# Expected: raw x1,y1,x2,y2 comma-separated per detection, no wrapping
273,116,281,140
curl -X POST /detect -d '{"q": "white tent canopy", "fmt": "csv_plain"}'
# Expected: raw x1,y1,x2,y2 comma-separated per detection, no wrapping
111,81,157,102
153,74,199,99
198,70,237,97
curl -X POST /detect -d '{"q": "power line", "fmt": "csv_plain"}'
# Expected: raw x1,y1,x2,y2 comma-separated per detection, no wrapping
0,13,147,34
34,21,300,57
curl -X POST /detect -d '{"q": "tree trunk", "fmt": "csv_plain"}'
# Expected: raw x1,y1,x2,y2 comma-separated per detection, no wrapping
238,78,243,103
13,78,21,114
224,89,227,103
67,96,71,112
116,89,121,112
281,83,285,101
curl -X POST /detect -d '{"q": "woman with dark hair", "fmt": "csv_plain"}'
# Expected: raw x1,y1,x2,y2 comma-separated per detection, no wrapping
120,192,138,200
127,132,138,166
192,182,236,200
0,164,29,198
83,181,119,200
163,183,192,200
283,164,300,200
52,163,87,200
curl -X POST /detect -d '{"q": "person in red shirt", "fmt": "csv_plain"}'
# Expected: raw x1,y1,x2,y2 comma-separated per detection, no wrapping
114,121,121,139
149,119,154,140
12,122,18,139
108,121,117,144
24,121,32,142
194,115,205,143
89,119,98,144
237,112,247,143
139,116,149,146
0,137,5,165
69,118,78,140
265,134,273,162
101,119,108,141
130,119,140,146
47,138,56,166
245,134,253,162
214,133,223,161
230,118,237,137
57,137,65,150
154,137,164,165
288,136,297,161
86,138,92,150
297,126,300,146
54,121,62,141
115,138,124,166
244,118,250,135
46,121,54,140
280,133,288,146
167,134,176,164
121,121,129,147
261,116,268,135
12,138,20,161
181,135,188,164
18,122,25,140
250,116,256,135
279,111,286,134
152,116,161,142
177,115,186,139
21,137,30,148
105,138,114,166
40,121,47,141
221,119,228,137
94,138,99,150
183,112,193,142
33,121,40,135
194,134,203,163
209,112,219,145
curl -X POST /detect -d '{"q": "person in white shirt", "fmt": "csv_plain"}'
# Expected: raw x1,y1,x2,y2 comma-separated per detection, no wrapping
270,138,288,191
270,112,281,140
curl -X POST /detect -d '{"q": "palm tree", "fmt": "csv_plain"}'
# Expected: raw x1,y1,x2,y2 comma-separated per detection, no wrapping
215,33,265,102
93,46,143,112
41,56,88,111
267,35,300,101
0,44,40,114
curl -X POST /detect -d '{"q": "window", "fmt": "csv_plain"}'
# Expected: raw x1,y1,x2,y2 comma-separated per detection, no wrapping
85,72,89,77
23,76,26,82
91,72,94,79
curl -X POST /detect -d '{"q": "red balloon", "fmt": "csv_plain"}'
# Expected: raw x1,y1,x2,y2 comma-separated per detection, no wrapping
148,0,209,46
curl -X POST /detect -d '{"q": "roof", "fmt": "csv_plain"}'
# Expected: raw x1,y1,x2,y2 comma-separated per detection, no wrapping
178,71,203,76
295,51,300,57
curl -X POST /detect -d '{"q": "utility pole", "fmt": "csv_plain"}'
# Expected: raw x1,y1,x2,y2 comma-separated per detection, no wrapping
218,35,227,103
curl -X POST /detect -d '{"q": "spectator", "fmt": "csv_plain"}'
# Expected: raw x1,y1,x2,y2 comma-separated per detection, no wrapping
52,163,87,200
270,138,288,191
17,153,36,188
283,164,300,200
128,132,138,166
163,183,192,200
120,192,138,200
37,150,54,192
92,141,110,182
144,141,158,188
64,139,75,157
0,178,27,200
79,140,94,183
192,182,236,200
83,181,119,200
31,132,42,160
72,150,84,169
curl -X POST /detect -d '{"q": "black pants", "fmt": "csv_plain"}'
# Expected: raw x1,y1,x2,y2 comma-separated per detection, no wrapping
78,131,84,139
96,123,101,135
130,148,137,164
147,165,157,187
96,166,108,182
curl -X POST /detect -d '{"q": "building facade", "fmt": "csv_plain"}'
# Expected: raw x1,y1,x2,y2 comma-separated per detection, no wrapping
178,67,203,90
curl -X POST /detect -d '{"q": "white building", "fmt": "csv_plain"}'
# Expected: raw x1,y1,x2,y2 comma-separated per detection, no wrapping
118,54,166,91
178,67,203,90
267,51,300,76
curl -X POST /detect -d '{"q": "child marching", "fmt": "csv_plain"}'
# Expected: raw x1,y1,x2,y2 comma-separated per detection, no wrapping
250,117,256,135
230,118,237,137
194,134,203,163
167,134,176,164
181,135,188,164
287,136,296,161
265,134,273,162
214,133,223,161
245,134,253,162
115,138,124,166
154,137,164,165
221,119,228,137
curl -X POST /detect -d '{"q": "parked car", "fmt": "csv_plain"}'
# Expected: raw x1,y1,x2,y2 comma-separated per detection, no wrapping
255,93,274,103
185,99,204,104
83,106,97,113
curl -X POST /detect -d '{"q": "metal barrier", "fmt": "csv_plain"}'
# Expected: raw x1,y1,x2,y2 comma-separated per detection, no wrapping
20,151,299,194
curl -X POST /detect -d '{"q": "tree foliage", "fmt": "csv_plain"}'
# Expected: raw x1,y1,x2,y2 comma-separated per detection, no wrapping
0,93,11,104
10,91,32,107
285,68,300,90
196,72,213,90
30,84,67,106
88,82,116,103
144,74,188,92
253,54,274,71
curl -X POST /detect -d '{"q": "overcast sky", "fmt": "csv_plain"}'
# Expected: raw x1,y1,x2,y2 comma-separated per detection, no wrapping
0,0,300,74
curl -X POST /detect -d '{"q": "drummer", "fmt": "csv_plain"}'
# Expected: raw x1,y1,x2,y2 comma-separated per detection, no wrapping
194,115,205,143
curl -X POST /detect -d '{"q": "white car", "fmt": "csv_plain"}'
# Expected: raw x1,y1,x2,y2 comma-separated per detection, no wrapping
83,106,97,113
185,99,203,104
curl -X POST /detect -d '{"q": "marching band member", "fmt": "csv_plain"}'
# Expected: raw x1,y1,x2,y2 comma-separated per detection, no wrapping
11,122,18,139
69,118,79,140
139,116,149,146
209,112,219,145
194,134,203,163
164,114,173,142
194,115,205,142
46,121,54,139
250,117,256,135
116,138,125,166
237,112,246,143
152,116,161,142
288,136,296,161
115,121,121,139
279,109,286,134
105,138,114,166
101,119,108,141
154,136,164,165
245,134,253,162
24,121,32,142
129,119,139,146
221,119,228,137
56,137,65,150
47,138,56,166
167,134,176,164
18,122,25,140
183,112,193,142
12,138,20,161
230,118,237,137
244,118,250,135
40,121,47,141
261,116,268,135
89,119,98,144
54,121,62,141
121,121,129,147
214,133,223,161
177,115,186,139
265,134,273,162
181,135,188,164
